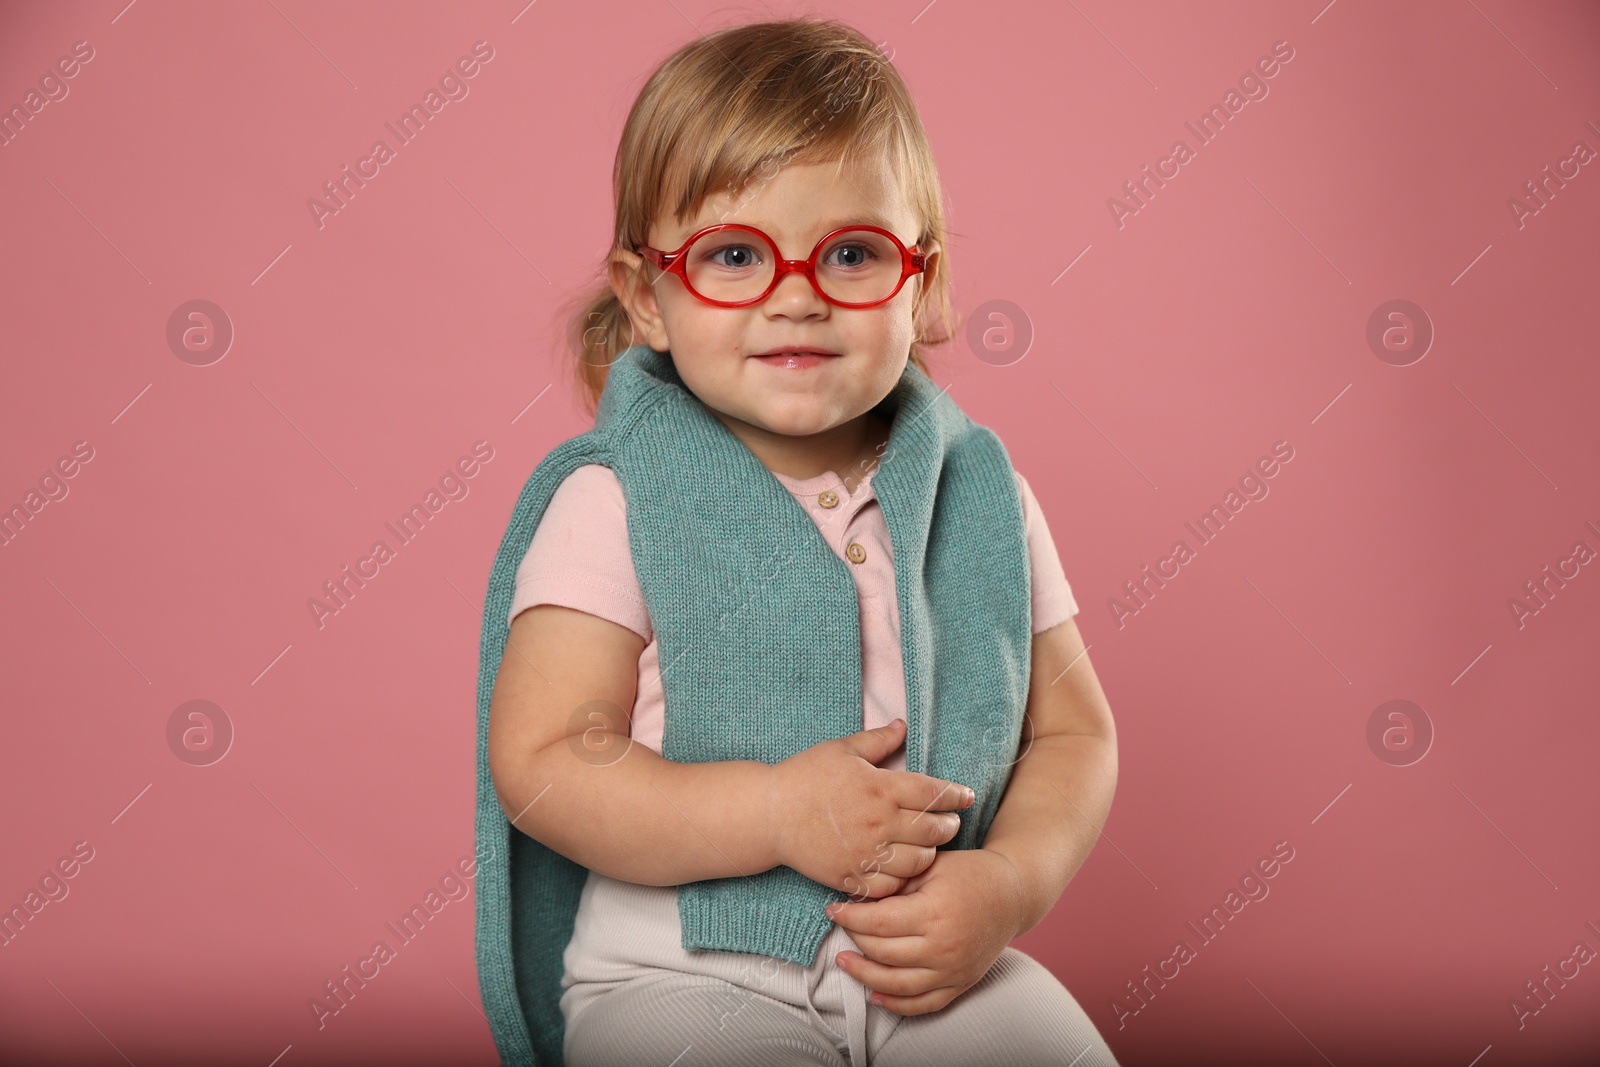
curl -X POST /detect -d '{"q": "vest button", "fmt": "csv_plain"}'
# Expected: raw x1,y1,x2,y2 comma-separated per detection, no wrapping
818,490,839,509
846,541,867,564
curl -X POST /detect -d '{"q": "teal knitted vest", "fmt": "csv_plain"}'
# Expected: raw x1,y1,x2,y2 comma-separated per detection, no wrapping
472,343,1032,1066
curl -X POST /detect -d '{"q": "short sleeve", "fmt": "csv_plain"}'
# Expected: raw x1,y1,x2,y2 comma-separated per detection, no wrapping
1016,471,1079,634
507,463,653,641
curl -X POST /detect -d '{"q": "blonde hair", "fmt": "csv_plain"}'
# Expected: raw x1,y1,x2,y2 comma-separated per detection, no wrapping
554,16,960,418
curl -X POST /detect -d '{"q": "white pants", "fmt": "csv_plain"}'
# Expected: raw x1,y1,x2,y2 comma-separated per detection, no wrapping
559,870,1121,1067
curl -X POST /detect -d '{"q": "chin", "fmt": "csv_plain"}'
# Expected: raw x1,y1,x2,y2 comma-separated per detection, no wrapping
756,415,830,437
746,407,840,438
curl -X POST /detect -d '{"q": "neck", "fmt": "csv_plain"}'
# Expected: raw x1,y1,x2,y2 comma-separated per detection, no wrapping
710,407,892,497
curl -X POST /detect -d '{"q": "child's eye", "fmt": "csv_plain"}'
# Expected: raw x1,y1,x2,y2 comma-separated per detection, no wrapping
705,244,763,269
825,242,878,270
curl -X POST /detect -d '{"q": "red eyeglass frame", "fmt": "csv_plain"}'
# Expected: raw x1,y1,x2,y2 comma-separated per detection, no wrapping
634,223,928,310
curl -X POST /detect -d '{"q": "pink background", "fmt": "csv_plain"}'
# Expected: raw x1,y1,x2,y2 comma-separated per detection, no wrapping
3,1,1598,1064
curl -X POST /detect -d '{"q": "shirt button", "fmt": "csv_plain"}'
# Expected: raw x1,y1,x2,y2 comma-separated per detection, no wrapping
818,490,839,509
846,542,867,564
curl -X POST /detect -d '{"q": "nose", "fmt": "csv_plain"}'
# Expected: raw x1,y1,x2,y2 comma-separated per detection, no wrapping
764,266,829,316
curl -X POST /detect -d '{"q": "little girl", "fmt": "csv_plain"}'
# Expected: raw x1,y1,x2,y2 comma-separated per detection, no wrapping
473,17,1121,1067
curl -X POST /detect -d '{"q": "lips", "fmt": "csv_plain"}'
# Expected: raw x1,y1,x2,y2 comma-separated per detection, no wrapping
750,349,840,369
750,346,842,358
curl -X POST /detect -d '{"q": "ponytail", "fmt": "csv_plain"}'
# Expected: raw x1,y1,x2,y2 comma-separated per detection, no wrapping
558,278,637,419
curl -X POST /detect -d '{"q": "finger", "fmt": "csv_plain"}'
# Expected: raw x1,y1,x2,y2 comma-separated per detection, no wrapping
839,869,905,902
901,809,961,847
899,775,975,813
867,984,961,1016
842,718,906,760
865,840,937,880
826,894,919,936
833,951,942,998
835,928,929,968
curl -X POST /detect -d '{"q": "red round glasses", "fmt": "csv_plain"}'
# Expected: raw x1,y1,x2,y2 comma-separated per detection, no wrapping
635,223,928,310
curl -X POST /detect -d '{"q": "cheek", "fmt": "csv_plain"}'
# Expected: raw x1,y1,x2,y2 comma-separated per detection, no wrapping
663,339,741,407
665,298,743,350
874,304,918,352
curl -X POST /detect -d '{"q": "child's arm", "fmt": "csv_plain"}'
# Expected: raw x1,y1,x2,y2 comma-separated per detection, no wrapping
488,603,779,886
981,615,1118,935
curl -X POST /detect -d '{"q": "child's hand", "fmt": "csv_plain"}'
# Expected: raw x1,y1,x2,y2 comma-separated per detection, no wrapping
823,847,1027,1016
767,718,975,899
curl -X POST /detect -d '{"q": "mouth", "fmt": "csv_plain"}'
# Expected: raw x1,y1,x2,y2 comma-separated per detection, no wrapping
750,346,842,370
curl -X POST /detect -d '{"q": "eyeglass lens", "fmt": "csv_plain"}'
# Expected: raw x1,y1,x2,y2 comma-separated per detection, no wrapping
684,229,902,304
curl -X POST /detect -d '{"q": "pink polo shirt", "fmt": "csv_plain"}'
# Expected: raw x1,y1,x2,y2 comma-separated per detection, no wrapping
507,462,1078,772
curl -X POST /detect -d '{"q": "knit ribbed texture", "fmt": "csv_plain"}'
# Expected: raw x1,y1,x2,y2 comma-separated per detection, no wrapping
473,344,1032,1066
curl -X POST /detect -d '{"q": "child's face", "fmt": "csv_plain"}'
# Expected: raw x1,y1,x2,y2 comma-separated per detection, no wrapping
610,152,938,444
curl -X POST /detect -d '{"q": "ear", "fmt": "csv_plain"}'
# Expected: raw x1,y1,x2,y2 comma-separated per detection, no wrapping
909,238,940,308
608,248,670,352
915,240,941,304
